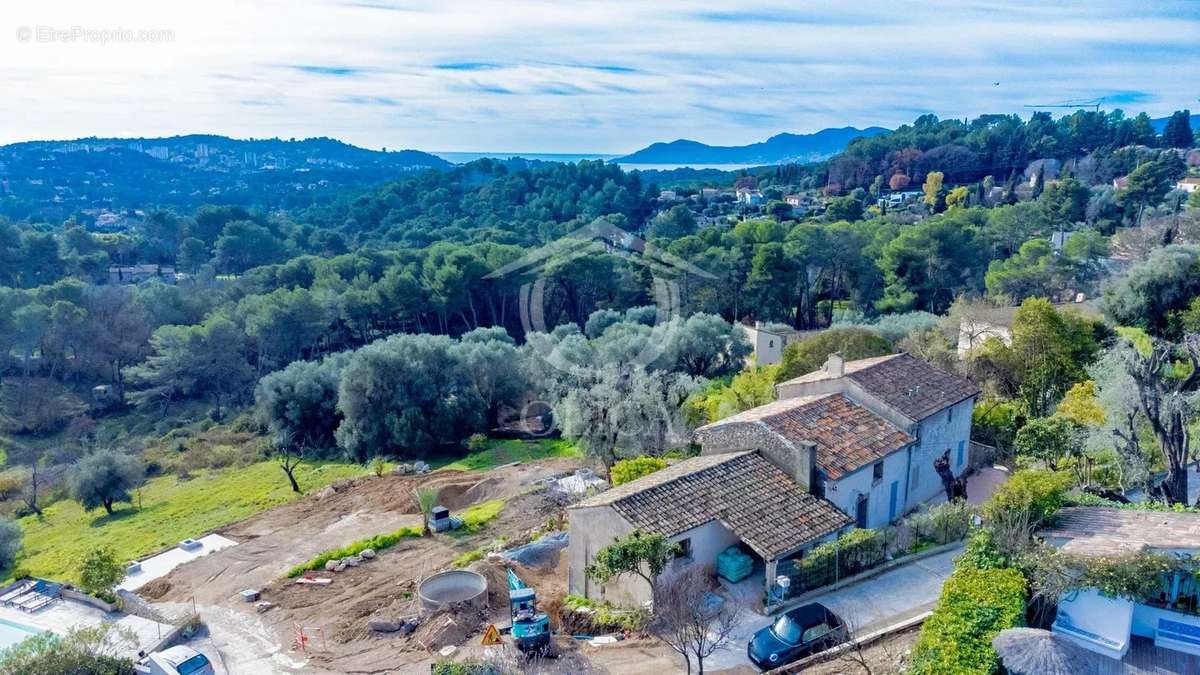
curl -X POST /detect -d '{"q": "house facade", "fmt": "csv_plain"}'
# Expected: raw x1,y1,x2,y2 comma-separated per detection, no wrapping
767,353,978,510
566,352,978,605
737,321,806,366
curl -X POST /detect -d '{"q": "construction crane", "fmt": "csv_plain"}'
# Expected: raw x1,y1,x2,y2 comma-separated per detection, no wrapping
1024,97,1105,112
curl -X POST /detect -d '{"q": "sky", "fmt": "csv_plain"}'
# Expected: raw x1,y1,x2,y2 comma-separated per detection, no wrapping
2,0,1198,153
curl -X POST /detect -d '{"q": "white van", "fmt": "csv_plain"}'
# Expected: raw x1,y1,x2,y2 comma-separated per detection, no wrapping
138,646,215,675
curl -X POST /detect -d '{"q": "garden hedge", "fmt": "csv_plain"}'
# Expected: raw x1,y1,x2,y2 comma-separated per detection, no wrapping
910,565,1028,675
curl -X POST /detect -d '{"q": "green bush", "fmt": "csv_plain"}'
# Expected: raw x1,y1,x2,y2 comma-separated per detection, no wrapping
562,594,650,632
431,660,512,675
982,469,1072,527
906,500,977,547
775,328,893,383
910,566,1028,675
971,398,1024,450
789,528,890,594
957,529,1009,571
78,546,124,598
1013,416,1079,466
466,433,489,453
610,456,668,486
287,525,421,577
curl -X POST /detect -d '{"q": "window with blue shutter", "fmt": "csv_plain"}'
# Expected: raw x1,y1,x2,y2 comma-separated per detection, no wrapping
956,440,965,467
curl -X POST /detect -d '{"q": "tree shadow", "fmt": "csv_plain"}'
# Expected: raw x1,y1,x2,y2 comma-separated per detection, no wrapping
88,503,160,528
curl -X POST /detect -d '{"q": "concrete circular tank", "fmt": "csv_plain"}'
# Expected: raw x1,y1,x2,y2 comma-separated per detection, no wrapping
417,570,488,614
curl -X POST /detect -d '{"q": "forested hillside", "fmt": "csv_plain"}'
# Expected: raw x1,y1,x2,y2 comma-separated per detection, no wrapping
1,106,1198,531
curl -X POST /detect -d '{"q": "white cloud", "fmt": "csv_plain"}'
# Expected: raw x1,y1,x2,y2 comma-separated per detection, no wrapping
0,0,1195,152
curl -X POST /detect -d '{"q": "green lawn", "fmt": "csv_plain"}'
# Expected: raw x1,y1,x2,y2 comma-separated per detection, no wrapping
17,460,365,583
436,439,581,472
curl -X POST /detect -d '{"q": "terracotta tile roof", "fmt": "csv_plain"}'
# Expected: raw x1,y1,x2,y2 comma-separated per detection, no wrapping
844,353,980,421
698,394,915,480
572,451,851,560
778,353,900,386
1041,507,1200,556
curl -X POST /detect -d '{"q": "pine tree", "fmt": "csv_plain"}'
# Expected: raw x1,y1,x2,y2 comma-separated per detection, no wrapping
1162,110,1194,149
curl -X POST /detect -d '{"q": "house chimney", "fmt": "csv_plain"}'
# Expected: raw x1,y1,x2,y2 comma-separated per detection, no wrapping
824,352,845,377
795,441,818,492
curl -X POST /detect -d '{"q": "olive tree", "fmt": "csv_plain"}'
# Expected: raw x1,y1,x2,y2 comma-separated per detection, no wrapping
69,450,144,515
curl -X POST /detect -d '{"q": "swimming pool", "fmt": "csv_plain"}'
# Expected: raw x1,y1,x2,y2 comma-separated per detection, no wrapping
0,616,43,652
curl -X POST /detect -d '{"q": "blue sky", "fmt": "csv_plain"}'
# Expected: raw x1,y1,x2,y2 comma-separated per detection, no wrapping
2,0,1198,153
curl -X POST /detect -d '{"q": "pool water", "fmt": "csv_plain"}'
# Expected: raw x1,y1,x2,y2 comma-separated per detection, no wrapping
0,617,43,652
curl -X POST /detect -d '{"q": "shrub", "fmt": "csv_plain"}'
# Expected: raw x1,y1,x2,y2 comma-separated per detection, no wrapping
369,456,386,478
789,528,890,594
562,594,650,632
78,546,124,599
431,659,514,675
910,566,1027,675
983,469,1072,556
775,328,893,382
0,519,22,570
466,433,489,453
1013,416,1079,466
906,500,977,547
971,398,1024,451
287,525,422,577
610,456,668,486
957,529,1009,571
983,469,1072,528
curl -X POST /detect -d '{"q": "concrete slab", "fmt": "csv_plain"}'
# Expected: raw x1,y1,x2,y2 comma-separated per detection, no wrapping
153,601,309,675
119,534,238,592
0,598,174,660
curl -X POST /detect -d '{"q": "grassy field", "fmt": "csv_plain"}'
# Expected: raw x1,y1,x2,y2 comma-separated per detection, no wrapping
436,439,581,471
16,460,365,583
14,437,579,583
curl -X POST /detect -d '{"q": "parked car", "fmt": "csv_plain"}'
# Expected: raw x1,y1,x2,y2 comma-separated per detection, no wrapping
137,646,214,675
747,602,848,670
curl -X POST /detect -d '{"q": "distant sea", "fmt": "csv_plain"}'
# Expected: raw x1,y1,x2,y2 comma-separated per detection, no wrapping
432,151,756,172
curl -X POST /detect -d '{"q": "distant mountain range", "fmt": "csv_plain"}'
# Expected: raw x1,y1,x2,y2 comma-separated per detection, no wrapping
1151,113,1199,133
615,126,890,165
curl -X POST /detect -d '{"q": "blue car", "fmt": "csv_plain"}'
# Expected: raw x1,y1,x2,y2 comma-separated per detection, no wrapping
747,602,847,670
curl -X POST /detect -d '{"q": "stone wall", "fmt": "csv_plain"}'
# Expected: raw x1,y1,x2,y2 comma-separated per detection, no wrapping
695,423,813,490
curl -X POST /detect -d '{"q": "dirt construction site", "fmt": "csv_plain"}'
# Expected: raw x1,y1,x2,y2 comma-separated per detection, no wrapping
137,455,685,675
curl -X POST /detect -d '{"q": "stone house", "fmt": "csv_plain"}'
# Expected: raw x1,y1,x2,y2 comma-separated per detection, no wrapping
567,451,851,605
769,353,979,510
566,352,979,604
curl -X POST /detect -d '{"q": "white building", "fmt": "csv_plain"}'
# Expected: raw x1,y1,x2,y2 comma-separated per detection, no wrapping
738,321,805,366
736,188,764,206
